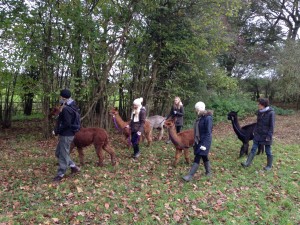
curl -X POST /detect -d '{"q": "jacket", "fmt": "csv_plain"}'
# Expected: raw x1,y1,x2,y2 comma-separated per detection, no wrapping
194,111,213,156
253,107,275,145
130,107,146,133
55,101,79,136
167,105,184,126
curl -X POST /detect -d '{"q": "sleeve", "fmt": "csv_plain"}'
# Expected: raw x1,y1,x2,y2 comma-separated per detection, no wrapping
200,116,213,148
267,111,275,138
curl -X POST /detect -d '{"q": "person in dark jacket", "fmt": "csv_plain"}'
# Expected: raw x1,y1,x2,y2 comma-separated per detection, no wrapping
183,101,213,182
129,97,146,159
52,89,80,182
166,96,184,143
241,98,275,170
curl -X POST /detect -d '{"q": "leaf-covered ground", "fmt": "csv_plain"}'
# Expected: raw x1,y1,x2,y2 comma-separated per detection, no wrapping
0,113,299,224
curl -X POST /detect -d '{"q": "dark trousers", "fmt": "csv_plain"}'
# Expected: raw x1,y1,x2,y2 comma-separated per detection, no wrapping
194,155,209,164
176,126,182,133
131,132,140,154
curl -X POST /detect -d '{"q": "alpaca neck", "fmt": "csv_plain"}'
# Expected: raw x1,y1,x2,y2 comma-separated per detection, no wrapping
114,114,128,128
168,125,183,147
231,116,245,139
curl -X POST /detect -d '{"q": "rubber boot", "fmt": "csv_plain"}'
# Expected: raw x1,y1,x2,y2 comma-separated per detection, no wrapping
241,151,255,167
263,155,273,171
204,161,211,176
182,163,199,182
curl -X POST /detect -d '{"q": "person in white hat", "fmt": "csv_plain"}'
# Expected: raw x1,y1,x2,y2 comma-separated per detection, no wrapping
182,101,213,182
129,97,146,159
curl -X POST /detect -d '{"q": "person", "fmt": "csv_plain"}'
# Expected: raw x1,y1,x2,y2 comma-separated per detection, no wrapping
241,98,275,170
52,89,81,182
166,96,184,143
182,101,213,182
129,97,146,159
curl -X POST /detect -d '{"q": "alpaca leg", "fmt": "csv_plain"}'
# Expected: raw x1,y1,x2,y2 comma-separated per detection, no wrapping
77,148,85,166
239,144,246,158
146,130,152,147
103,144,117,166
173,149,182,167
183,148,190,164
158,128,163,141
95,145,104,167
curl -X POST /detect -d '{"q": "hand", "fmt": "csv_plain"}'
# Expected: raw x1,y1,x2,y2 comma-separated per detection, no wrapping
52,130,56,136
137,131,141,136
173,111,177,115
266,136,271,141
200,146,206,151
125,125,130,128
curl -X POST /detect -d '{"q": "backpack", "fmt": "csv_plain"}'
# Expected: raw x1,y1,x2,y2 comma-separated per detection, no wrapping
68,106,81,133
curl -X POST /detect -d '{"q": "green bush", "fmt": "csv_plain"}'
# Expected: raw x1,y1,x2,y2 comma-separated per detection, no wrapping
271,106,295,116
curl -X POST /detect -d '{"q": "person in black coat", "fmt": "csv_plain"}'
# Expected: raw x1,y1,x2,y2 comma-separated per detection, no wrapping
241,98,275,170
129,97,146,159
52,89,80,182
166,96,184,143
182,101,213,182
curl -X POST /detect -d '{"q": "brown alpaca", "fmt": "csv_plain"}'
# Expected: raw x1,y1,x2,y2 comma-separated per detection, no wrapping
70,127,117,167
109,107,152,147
164,117,194,166
48,106,116,166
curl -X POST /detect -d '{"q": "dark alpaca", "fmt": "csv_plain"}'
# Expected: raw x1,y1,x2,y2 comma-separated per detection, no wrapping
164,117,194,166
70,127,117,167
227,111,264,158
109,107,152,147
49,106,116,166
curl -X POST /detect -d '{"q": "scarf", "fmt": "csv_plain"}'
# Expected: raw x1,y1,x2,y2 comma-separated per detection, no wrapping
131,106,142,122
259,106,269,113
194,117,201,145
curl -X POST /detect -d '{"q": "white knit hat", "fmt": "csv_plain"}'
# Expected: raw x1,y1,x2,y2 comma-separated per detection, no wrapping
195,101,205,112
133,97,143,106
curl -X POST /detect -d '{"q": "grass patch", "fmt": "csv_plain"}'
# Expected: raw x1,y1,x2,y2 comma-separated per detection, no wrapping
0,122,299,224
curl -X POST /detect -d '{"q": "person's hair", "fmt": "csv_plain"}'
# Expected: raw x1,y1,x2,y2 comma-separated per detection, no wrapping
258,98,269,107
173,96,182,109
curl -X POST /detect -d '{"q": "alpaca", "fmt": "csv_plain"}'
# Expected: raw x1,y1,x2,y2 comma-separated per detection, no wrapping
164,117,194,166
48,106,116,166
70,127,117,167
147,115,165,141
109,107,152,147
227,111,264,158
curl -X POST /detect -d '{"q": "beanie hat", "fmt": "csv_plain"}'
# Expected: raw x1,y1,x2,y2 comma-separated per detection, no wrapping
60,89,71,99
133,97,143,106
195,101,205,112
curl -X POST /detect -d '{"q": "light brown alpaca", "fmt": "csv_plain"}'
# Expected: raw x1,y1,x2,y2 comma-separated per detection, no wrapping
70,127,117,167
109,107,152,147
164,117,194,166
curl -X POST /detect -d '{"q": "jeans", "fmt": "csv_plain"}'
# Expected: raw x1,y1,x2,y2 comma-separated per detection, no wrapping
250,141,272,156
55,136,75,177
131,132,140,155
194,155,209,164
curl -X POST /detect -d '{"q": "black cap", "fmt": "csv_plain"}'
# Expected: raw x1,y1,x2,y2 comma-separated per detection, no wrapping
60,89,71,98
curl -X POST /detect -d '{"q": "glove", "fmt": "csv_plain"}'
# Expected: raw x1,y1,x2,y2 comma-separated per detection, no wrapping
137,131,141,136
200,146,206,151
173,111,177,115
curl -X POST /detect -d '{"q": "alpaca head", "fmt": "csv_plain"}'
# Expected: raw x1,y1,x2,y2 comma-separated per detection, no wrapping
227,111,238,121
48,106,61,119
164,117,176,128
109,107,119,117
